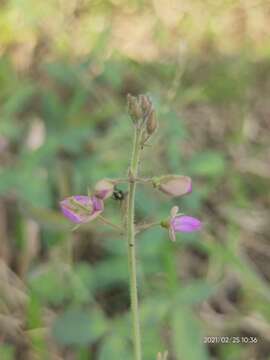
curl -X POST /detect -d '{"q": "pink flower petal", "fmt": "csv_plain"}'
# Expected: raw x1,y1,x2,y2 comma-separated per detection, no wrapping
60,195,103,224
171,216,201,233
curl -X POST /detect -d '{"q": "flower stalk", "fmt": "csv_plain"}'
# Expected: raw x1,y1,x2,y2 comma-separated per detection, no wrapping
97,215,123,233
126,127,143,360
59,93,202,359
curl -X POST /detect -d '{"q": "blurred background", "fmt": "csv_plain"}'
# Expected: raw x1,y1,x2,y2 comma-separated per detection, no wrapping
0,0,270,359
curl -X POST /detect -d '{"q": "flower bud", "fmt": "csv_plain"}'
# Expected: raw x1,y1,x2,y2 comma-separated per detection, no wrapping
139,94,152,115
94,179,115,200
146,108,158,135
127,94,143,123
152,175,192,197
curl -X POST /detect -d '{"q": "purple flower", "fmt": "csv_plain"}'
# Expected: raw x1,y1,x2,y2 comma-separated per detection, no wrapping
60,195,103,224
172,215,201,232
162,206,202,241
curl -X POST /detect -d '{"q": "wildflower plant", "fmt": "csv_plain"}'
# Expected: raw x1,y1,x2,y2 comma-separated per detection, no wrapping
60,94,201,360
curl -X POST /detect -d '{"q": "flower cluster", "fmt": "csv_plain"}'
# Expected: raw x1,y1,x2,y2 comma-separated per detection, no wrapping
60,94,201,241
60,174,201,241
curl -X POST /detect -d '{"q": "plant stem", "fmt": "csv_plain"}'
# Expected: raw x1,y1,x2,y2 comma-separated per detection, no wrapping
127,127,142,360
114,177,152,184
98,215,123,233
135,221,160,234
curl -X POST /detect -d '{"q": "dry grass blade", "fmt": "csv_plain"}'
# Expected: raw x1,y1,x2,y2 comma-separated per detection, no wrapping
0,314,23,338
0,260,28,309
157,350,169,360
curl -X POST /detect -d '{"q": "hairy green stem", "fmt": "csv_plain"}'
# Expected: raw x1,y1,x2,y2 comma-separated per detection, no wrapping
135,221,160,234
98,215,123,233
127,127,142,360
114,177,152,184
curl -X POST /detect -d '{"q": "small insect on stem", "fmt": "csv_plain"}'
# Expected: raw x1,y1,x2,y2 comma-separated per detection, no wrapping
113,188,126,201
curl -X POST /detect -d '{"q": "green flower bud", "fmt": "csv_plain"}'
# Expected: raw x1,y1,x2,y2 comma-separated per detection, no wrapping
160,219,169,229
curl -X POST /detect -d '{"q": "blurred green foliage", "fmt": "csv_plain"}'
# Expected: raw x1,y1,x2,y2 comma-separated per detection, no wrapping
0,1,270,359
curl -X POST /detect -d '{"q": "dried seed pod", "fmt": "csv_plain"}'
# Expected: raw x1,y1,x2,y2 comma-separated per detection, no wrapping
146,108,158,135
139,94,152,116
127,94,143,123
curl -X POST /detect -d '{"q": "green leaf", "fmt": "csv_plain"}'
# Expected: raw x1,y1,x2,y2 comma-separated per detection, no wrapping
0,169,17,194
0,120,21,140
189,151,226,177
172,306,209,360
140,296,170,328
201,241,270,300
92,258,128,290
45,62,78,86
57,126,93,153
41,90,65,129
101,61,124,89
52,307,107,346
26,294,43,330
26,296,48,358
2,83,35,116
0,345,15,360
29,262,94,306
163,111,188,171
139,297,170,358
175,281,216,305
99,334,132,360
28,266,72,305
